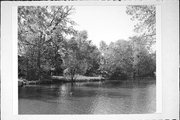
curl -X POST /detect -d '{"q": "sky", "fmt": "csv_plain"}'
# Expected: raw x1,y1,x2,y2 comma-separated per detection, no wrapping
70,6,136,47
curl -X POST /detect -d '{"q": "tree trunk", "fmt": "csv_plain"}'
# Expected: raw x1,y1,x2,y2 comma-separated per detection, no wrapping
71,74,74,82
70,74,74,86
26,58,29,80
37,47,41,80
37,34,42,80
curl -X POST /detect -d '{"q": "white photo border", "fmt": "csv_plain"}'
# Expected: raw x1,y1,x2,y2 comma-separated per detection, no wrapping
1,1,179,120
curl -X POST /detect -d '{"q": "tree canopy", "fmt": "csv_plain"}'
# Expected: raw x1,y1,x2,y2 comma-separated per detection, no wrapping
18,5,156,81
18,6,76,80
99,39,155,80
126,5,156,46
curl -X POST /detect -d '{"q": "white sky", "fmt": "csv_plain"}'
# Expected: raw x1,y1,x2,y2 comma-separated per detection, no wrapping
70,6,136,47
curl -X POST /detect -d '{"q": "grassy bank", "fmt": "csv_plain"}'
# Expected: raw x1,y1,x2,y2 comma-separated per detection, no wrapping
18,75,105,86
18,75,155,86
51,75,105,83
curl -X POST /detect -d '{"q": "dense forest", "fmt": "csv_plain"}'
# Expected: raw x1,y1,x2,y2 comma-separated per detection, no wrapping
18,5,156,81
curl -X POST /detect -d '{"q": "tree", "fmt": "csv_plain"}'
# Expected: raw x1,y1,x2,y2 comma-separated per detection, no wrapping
99,40,108,52
99,40,134,80
126,5,156,79
62,30,101,81
76,31,101,76
126,5,156,46
63,34,87,81
130,36,156,78
99,38,156,80
63,52,88,81
18,6,76,80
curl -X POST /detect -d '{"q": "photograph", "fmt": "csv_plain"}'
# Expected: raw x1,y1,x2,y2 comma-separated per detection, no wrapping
17,5,157,114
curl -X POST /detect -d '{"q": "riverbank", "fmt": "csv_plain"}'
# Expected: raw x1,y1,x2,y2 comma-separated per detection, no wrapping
52,75,105,82
18,75,105,86
18,75,156,87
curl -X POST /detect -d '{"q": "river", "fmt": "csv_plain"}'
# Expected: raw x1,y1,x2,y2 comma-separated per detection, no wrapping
18,79,156,114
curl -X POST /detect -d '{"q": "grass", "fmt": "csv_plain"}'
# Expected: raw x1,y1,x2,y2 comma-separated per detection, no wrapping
18,75,105,85
52,75,105,82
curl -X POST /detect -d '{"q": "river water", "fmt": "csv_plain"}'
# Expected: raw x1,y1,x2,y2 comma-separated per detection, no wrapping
18,80,156,114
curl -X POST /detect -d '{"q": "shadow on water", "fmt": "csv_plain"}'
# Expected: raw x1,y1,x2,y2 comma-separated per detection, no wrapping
19,79,156,114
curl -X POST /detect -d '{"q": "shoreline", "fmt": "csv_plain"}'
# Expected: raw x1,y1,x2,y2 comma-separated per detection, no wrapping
18,76,155,87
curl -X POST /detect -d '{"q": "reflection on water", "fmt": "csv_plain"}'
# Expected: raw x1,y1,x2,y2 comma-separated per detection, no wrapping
18,80,156,114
